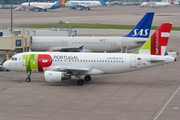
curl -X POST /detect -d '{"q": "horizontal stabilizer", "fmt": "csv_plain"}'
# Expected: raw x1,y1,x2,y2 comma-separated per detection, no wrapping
135,40,146,43
147,58,166,62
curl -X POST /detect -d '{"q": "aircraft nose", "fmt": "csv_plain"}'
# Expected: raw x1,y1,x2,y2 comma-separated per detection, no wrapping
2,61,9,69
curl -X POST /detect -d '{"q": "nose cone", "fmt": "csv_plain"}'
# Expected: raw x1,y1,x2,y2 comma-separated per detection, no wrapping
2,61,9,70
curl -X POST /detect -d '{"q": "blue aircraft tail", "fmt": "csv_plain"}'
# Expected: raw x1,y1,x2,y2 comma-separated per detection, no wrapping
100,0,107,5
124,12,154,38
50,0,64,9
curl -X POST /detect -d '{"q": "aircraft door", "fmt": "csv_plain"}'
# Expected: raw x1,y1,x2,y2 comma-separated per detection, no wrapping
121,38,127,53
130,56,136,68
23,59,28,66
61,41,64,46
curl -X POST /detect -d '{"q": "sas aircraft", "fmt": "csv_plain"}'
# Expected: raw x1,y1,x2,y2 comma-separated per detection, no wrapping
31,12,154,52
65,0,107,10
3,23,177,86
17,0,65,12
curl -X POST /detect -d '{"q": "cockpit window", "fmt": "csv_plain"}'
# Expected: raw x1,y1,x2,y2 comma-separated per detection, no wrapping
10,57,17,61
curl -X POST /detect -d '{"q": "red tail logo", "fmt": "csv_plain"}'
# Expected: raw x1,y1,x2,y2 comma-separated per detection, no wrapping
151,23,172,55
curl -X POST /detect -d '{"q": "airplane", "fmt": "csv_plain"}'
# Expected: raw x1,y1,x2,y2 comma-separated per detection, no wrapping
65,0,107,10
3,23,177,86
15,0,65,12
174,1,180,5
106,1,114,7
31,12,154,52
140,0,171,8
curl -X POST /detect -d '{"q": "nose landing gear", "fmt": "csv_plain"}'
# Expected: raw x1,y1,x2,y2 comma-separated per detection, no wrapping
26,72,31,82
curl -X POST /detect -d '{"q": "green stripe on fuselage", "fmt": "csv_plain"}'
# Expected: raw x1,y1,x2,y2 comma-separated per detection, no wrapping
22,54,39,72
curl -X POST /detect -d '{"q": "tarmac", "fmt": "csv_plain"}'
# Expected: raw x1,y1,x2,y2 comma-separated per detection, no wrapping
0,5,180,120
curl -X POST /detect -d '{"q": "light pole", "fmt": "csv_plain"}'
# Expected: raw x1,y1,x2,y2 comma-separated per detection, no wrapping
11,0,13,34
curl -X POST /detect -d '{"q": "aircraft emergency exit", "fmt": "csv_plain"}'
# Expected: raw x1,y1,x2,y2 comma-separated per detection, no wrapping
31,12,154,52
3,23,177,86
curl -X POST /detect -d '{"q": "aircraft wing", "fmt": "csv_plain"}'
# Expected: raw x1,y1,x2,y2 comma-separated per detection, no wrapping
75,4,89,8
48,46,92,52
55,66,91,72
49,46,82,52
52,66,104,75
31,5,45,9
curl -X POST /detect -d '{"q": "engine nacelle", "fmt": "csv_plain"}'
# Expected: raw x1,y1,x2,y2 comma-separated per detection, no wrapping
29,6,35,11
44,71,71,82
71,6,77,9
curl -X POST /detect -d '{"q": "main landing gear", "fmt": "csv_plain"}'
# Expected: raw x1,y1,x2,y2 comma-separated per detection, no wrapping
84,75,91,81
76,75,91,86
26,72,31,82
77,79,84,86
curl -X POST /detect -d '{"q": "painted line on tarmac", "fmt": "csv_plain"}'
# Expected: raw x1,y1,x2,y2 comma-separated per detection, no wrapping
154,86,180,120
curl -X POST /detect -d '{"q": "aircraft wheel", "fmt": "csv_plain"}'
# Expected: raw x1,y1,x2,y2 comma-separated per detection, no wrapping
84,75,91,81
44,9,47,12
88,8,90,10
26,78,31,82
77,79,84,86
80,8,83,10
38,9,41,12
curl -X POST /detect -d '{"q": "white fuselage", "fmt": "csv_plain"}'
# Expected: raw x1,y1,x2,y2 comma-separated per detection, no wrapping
21,2,55,9
140,2,171,7
31,36,147,52
3,52,175,75
65,1,103,7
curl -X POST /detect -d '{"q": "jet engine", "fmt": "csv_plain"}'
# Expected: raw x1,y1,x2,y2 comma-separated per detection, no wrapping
71,6,77,9
44,71,71,82
29,7,35,11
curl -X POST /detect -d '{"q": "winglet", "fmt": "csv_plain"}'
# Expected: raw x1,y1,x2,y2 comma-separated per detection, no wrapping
79,46,84,50
124,12,154,38
100,0,107,5
133,23,172,56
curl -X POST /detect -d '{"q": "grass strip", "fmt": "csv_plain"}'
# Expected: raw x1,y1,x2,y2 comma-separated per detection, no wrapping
18,23,180,31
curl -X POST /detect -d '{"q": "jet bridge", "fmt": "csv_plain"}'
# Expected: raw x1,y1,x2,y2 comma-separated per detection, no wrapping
0,34,31,60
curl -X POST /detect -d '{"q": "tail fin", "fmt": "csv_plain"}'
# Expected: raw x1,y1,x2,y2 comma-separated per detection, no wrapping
58,0,65,7
100,0,107,5
133,23,172,56
51,0,64,8
124,12,154,38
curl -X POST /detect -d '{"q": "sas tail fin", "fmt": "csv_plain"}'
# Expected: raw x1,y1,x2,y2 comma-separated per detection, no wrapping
133,23,172,56
124,12,154,38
